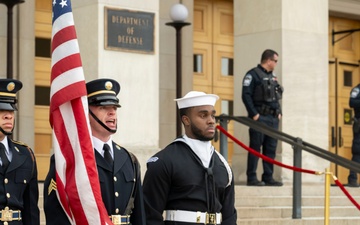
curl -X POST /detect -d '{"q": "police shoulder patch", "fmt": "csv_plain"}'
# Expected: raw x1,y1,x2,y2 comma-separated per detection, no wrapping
243,74,252,86
147,156,159,163
351,87,360,98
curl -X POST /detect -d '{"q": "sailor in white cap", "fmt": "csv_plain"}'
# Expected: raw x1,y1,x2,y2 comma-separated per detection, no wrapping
143,91,237,225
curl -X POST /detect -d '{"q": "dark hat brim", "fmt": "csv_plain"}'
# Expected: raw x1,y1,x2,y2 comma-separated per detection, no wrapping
0,103,17,111
90,100,121,108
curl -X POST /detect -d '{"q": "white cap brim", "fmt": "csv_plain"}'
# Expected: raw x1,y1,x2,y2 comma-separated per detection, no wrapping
174,91,219,109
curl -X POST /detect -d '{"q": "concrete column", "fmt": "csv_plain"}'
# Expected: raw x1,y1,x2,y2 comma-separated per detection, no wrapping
17,1,35,147
233,0,329,184
72,1,160,176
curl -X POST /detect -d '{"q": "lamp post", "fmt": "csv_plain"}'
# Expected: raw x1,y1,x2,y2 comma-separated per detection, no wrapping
166,3,191,137
0,0,25,79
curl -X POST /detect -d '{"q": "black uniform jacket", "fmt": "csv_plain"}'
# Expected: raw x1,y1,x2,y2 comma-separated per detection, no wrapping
242,64,281,118
0,138,39,225
350,84,360,118
143,140,237,225
43,142,146,225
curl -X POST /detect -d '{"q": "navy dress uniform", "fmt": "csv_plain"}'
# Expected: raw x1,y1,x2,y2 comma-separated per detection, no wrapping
143,91,237,225
0,79,40,225
43,79,146,225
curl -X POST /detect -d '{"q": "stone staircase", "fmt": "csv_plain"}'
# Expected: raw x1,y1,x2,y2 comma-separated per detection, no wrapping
236,184,360,225
39,182,360,224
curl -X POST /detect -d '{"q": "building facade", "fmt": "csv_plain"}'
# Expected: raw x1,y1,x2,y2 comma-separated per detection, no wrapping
0,0,359,184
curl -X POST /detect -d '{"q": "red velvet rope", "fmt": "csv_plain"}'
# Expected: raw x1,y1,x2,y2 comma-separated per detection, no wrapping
334,179,360,210
216,125,360,210
216,125,317,174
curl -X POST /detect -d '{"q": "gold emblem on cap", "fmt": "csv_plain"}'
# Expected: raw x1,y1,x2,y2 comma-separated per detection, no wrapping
7,82,15,92
105,81,113,90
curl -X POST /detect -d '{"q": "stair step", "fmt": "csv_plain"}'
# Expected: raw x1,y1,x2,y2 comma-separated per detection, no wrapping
238,217,360,225
237,195,359,207
237,206,360,219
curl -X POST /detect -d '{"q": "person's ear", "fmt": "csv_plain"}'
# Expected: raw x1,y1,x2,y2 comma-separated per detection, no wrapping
182,115,190,126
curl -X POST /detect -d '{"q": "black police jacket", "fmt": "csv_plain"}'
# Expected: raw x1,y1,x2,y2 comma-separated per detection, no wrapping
43,142,146,225
242,64,282,118
0,138,39,225
350,84,360,118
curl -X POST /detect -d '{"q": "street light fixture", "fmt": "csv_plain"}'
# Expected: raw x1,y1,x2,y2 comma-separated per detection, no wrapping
165,3,191,137
0,0,25,79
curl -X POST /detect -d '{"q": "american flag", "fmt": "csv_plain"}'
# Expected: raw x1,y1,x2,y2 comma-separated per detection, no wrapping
50,0,113,224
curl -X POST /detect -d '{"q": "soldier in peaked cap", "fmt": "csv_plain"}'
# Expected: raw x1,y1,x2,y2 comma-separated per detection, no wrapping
143,91,237,225
44,78,146,225
0,79,40,225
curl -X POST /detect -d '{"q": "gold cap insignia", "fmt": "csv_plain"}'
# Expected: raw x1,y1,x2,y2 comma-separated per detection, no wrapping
105,81,113,90
7,82,15,92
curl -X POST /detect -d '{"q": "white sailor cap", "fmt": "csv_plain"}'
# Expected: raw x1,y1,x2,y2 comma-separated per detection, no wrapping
174,91,219,109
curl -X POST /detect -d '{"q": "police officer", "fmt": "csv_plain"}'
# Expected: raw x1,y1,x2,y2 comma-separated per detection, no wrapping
347,84,360,187
0,79,40,225
242,49,284,186
143,91,237,225
44,78,146,225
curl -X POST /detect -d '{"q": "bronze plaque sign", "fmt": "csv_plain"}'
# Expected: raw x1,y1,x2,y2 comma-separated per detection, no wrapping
105,7,155,54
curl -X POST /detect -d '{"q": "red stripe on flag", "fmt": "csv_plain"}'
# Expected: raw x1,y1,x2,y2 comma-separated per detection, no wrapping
52,108,88,224
51,1,114,224
51,54,83,82
55,172,72,219
52,26,77,52
71,99,111,223
50,81,86,126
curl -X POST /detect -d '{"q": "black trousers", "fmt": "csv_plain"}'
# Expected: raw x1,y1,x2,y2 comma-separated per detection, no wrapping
246,114,279,182
348,127,360,182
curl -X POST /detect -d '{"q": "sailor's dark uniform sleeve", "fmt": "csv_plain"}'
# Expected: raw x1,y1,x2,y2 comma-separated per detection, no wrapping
143,156,170,225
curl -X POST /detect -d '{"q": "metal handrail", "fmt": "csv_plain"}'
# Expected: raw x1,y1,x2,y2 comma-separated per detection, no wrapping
215,114,360,219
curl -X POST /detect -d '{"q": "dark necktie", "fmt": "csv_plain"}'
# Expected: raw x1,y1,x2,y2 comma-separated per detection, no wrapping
0,143,9,171
103,143,113,167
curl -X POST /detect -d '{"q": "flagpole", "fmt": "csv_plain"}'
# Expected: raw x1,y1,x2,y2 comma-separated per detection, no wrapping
0,0,25,79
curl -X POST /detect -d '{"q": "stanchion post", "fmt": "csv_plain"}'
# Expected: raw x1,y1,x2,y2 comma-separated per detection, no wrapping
292,137,302,218
324,168,330,225
219,117,228,161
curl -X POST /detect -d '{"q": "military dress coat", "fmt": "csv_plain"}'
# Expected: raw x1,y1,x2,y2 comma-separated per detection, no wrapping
43,141,146,225
0,137,39,225
143,139,237,225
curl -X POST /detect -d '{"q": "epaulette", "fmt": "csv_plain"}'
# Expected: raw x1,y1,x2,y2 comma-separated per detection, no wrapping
129,152,139,165
11,139,29,147
11,139,36,175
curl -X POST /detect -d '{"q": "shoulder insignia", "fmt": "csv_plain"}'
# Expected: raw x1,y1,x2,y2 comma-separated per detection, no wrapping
48,178,57,196
243,74,252,86
129,152,139,164
11,140,28,147
351,87,360,98
147,156,159,163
